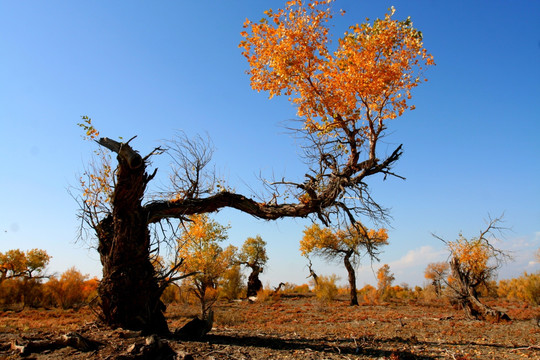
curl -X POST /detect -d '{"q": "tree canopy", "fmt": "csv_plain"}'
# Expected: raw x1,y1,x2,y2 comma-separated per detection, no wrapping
239,0,434,226
0,249,50,282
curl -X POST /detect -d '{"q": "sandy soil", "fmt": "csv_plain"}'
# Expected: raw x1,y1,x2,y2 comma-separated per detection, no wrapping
1,296,538,359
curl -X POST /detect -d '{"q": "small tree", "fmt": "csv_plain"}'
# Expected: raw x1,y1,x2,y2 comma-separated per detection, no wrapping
238,235,268,297
177,214,235,317
435,216,511,321
300,223,388,305
376,264,395,301
424,262,449,296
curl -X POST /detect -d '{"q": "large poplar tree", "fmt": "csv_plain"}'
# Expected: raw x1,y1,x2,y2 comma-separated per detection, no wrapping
77,0,433,333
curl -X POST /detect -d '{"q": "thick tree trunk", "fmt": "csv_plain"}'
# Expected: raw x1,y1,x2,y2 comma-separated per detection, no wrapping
246,268,262,298
97,138,168,334
344,253,358,306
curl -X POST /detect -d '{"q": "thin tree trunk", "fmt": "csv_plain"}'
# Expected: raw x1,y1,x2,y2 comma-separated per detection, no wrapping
344,253,358,306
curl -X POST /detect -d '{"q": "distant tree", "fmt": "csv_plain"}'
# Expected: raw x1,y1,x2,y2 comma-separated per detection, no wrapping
177,214,235,317
76,0,433,333
300,223,388,305
376,264,395,301
305,256,319,287
237,235,268,297
0,249,50,282
434,216,511,321
424,262,449,296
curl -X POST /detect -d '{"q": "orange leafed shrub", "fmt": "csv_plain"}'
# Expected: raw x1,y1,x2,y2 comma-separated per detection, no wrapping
45,267,97,309
313,274,339,302
498,272,540,305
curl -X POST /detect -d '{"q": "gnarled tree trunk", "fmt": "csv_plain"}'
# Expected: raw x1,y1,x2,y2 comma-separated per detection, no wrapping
450,257,510,322
97,138,168,334
246,267,263,298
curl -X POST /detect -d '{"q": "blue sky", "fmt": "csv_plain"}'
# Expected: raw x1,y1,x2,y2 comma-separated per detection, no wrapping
1,1,539,288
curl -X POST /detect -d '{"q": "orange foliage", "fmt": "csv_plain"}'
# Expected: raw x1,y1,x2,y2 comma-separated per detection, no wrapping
238,235,268,270
448,236,491,282
0,265,97,309
45,267,97,309
0,248,50,281
424,261,449,295
498,272,540,306
240,1,434,138
376,264,395,300
177,214,235,314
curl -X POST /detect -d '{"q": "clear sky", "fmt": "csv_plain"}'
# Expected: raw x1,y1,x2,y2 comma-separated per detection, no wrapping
1,1,539,288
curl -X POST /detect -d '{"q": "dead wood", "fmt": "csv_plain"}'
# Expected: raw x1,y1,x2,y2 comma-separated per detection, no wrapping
273,282,286,294
174,310,214,340
117,334,177,360
10,331,101,355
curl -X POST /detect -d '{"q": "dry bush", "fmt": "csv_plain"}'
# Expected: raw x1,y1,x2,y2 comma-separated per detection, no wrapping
358,284,378,305
313,275,339,303
256,287,280,303
290,283,311,294
161,283,181,304
337,285,349,297
419,284,440,304
44,267,95,309
215,308,243,326
0,278,45,308
0,279,20,306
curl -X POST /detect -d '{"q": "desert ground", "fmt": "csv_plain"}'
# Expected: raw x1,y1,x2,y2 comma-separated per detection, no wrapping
1,295,538,360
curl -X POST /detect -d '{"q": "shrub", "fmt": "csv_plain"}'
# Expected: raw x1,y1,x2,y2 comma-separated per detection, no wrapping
358,284,378,305
291,283,311,294
161,283,181,304
498,272,540,305
256,287,280,302
44,267,91,309
219,264,245,300
313,275,339,302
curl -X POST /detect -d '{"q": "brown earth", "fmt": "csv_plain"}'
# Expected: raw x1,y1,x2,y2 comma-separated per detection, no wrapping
0,295,538,359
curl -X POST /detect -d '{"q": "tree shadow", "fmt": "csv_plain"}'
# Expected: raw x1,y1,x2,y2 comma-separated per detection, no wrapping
203,333,438,359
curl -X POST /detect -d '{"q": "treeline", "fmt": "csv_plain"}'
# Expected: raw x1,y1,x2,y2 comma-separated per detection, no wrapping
1,248,538,311
0,249,97,309
160,264,540,308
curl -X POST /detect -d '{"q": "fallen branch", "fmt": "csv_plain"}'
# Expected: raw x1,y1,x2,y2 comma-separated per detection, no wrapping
10,332,101,356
